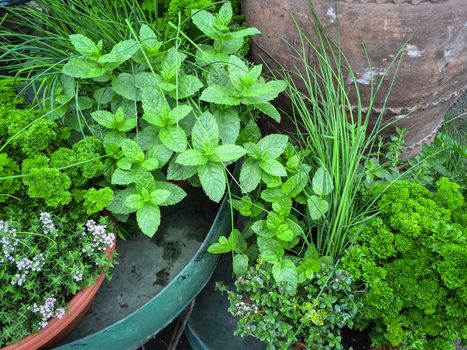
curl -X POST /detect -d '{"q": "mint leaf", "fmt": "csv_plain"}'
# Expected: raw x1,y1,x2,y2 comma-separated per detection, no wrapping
191,10,217,38
208,236,232,254
91,110,116,129
254,102,281,122
141,87,165,116
141,158,160,171
239,158,261,193
112,73,141,101
214,144,245,162
170,105,193,122
199,161,226,202
125,194,145,210
191,112,219,150
121,139,145,163
307,195,329,220
161,48,187,81
257,134,288,159
98,39,139,65
233,254,249,276
159,126,187,153
62,58,106,79
111,168,134,185
107,186,136,215
251,220,275,238
312,167,334,196
94,87,115,105
176,149,207,166
139,24,159,51
69,34,101,58
137,203,161,237
149,189,171,206
257,236,284,263
167,157,198,180
200,85,240,106
272,259,298,292
213,108,240,145
154,181,187,206
259,159,287,177
175,75,203,99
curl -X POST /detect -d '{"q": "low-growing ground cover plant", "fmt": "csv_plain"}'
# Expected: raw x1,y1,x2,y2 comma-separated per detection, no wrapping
0,208,115,346
341,179,466,350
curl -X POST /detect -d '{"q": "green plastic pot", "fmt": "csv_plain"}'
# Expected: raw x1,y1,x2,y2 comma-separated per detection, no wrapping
55,187,232,350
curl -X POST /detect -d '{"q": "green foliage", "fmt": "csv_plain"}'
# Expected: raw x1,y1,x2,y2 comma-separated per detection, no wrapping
0,207,115,346
43,3,285,236
0,154,20,202
83,188,114,215
218,263,360,350
0,81,108,212
341,179,467,349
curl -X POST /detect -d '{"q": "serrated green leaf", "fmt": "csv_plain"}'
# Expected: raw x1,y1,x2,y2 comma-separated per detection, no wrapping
121,139,145,163
167,157,198,180
174,75,203,99
141,158,160,171
257,237,284,263
170,105,193,122
176,149,207,166
69,34,101,58
239,158,261,193
217,2,233,25
107,186,136,215
233,254,249,276
307,195,329,220
154,181,187,206
146,143,173,167
159,126,187,153
257,134,289,159
135,172,156,194
137,203,161,237
161,48,187,81
272,259,297,292
213,144,245,163
254,102,281,122
208,236,231,254
200,85,240,106
111,168,134,185
94,87,115,105
312,166,334,196
149,189,171,206
125,194,144,210
112,73,141,101
281,170,309,197
91,110,116,129
139,24,159,51
62,58,106,79
98,39,139,65
141,87,165,115
251,220,274,238
213,108,240,145
192,112,219,150
259,158,287,177
191,10,217,38
199,161,226,202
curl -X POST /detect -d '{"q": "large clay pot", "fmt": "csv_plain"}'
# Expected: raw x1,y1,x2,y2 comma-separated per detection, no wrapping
242,0,467,157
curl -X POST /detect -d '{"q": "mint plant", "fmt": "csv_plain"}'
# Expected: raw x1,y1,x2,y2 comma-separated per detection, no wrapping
174,112,245,202
48,3,287,237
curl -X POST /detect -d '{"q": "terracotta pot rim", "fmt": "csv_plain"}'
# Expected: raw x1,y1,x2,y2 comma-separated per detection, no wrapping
1,217,117,350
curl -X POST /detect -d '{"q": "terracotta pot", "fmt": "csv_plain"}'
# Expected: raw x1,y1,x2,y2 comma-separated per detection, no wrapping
1,220,117,350
242,0,467,157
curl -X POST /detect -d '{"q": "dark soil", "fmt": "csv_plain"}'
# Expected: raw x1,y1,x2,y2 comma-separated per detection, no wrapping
140,316,192,350
341,327,373,350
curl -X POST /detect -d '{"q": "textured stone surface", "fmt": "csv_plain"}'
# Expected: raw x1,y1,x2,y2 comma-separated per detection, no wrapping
243,0,467,155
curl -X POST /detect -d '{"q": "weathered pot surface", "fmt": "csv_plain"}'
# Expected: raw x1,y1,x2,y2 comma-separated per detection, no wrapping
243,0,467,157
